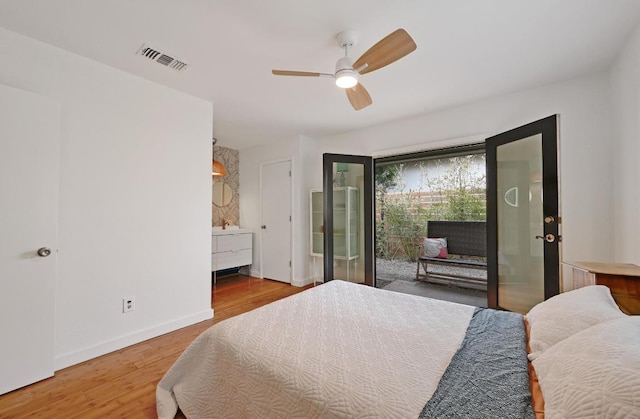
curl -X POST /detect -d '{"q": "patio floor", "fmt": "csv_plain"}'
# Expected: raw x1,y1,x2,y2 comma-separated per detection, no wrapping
376,258,487,307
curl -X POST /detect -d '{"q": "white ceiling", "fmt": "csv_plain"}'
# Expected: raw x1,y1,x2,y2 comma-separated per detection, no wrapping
1,0,639,150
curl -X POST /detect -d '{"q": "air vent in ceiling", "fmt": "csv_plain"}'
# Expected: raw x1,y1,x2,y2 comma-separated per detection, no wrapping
137,44,188,72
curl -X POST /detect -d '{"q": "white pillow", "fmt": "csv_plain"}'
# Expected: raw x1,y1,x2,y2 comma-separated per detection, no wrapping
423,237,448,258
525,285,625,360
532,316,640,419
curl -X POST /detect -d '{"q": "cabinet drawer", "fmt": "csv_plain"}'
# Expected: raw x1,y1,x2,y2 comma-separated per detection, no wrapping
211,236,217,253
211,252,217,271
217,233,252,252
215,249,252,271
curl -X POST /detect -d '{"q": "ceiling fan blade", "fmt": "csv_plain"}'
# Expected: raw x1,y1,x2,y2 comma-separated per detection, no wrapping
272,69,330,77
345,83,372,111
353,29,417,75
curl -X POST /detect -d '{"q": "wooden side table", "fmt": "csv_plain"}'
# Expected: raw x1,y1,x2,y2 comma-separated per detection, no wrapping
564,261,640,315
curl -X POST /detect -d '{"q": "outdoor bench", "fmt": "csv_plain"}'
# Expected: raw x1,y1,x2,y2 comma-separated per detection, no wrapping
415,220,487,290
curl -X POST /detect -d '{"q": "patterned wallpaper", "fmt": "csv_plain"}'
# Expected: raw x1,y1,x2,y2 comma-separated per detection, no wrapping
212,145,239,227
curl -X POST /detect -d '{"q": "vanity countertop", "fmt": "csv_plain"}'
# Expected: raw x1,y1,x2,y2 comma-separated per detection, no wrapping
211,227,252,235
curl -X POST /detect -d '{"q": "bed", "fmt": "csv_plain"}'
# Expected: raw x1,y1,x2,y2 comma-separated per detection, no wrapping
156,280,640,419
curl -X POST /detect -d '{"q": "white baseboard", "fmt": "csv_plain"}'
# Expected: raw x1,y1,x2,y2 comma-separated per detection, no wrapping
54,308,214,371
292,276,315,287
249,267,315,287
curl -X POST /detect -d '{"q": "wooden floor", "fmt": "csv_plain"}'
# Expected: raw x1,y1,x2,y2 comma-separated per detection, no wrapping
0,275,312,418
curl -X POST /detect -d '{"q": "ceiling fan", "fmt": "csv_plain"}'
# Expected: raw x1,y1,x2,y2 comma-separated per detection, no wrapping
272,29,417,111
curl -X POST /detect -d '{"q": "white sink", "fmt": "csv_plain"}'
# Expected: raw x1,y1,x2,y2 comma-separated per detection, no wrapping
212,225,240,231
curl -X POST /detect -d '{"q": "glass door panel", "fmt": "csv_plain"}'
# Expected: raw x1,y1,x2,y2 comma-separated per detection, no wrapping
323,155,374,285
496,134,545,312
486,115,560,313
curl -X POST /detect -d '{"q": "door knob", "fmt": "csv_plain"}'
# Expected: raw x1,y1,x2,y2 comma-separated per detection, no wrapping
261,225,266,229
544,216,555,224
37,247,52,257
535,234,556,243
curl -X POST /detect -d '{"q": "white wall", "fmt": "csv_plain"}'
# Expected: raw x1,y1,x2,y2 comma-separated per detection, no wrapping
317,73,614,269
240,72,615,288
241,26,640,289
239,135,316,286
0,27,214,369
240,74,616,288
610,23,640,264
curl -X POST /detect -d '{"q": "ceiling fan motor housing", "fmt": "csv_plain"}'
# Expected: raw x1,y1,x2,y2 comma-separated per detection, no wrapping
335,56,355,73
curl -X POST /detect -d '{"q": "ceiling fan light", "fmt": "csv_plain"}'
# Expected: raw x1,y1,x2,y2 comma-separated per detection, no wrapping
335,71,358,88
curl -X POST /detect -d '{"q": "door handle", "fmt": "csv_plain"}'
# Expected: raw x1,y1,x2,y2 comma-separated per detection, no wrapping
261,225,266,229
535,234,556,243
544,215,562,224
37,247,52,257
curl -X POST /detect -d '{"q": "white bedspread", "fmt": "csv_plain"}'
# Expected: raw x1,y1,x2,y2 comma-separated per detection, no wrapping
156,280,475,418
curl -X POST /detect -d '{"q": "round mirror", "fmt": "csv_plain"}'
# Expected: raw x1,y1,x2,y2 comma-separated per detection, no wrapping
212,182,233,207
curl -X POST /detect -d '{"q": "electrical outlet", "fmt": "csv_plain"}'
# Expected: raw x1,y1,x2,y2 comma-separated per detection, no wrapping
123,297,135,313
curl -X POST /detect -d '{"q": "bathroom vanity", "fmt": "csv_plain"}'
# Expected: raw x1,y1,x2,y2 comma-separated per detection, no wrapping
211,228,252,275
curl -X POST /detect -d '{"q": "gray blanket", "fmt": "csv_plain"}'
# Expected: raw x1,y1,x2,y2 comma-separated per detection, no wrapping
419,307,534,419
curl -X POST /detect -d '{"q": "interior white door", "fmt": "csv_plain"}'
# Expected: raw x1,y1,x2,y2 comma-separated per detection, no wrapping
0,84,60,394
261,160,291,283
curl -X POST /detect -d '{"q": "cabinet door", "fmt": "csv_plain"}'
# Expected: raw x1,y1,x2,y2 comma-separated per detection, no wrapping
333,188,347,258
310,191,324,256
310,188,357,260
348,188,359,258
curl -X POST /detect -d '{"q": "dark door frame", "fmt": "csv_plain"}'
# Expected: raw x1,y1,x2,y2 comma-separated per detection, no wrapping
323,153,375,286
486,115,560,309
